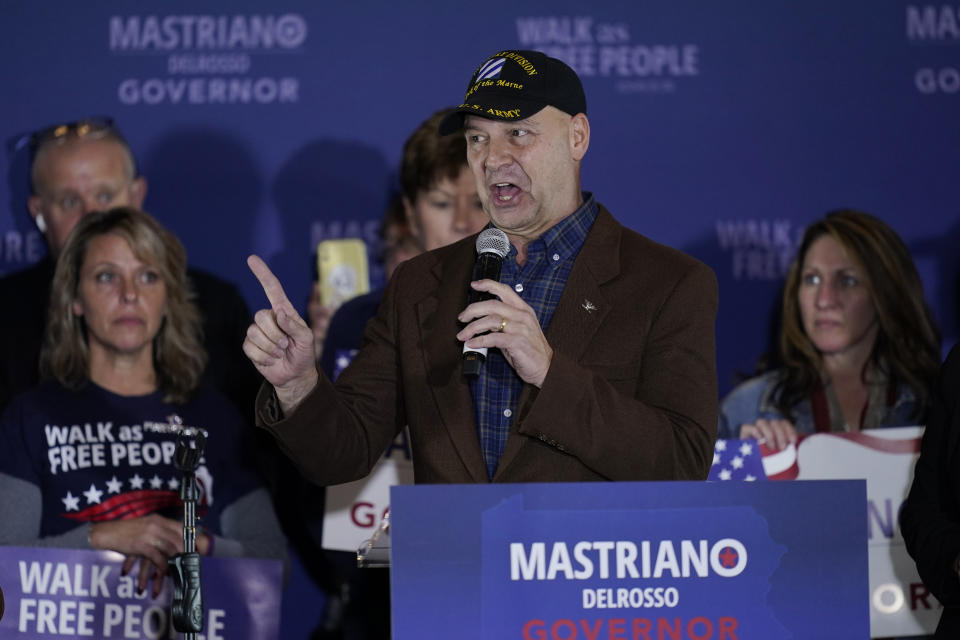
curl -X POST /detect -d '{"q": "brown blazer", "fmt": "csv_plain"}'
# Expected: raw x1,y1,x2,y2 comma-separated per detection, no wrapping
257,205,718,485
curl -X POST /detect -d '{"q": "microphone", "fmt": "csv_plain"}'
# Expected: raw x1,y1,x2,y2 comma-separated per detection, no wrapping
462,228,510,377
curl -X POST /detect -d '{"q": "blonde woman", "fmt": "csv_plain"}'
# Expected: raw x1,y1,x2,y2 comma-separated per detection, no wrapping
0,207,285,595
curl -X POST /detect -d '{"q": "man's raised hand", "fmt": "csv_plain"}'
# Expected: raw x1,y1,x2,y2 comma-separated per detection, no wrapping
243,255,319,415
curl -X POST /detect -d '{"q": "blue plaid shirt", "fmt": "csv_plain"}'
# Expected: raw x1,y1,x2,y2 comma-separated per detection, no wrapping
470,193,599,478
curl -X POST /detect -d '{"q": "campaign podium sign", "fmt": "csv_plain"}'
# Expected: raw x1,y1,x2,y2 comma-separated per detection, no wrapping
0,547,281,639
390,481,868,639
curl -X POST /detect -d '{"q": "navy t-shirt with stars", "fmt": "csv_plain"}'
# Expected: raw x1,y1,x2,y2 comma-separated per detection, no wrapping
0,380,259,538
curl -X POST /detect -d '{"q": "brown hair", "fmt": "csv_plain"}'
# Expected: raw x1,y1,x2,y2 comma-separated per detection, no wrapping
775,209,941,420
399,107,468,205
40,207,206,403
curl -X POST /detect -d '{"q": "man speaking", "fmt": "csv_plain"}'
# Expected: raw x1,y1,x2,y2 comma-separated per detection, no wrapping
244,49,718,484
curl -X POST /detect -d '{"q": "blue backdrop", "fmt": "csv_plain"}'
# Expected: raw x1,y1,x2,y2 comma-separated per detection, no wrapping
2,1,958,636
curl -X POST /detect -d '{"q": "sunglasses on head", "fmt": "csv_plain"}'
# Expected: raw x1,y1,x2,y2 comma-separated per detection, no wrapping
8,116,117,155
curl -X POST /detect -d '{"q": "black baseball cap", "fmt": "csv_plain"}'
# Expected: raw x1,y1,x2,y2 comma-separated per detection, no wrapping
438,49,586,135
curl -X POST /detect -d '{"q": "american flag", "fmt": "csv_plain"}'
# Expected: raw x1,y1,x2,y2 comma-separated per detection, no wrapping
707,438,800,481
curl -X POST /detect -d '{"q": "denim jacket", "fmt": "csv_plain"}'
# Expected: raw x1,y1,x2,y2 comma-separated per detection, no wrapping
718,370,919,440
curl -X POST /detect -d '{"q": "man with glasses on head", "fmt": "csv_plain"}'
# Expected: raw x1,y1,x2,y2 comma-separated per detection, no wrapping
0,118,259,414
25,118,147,256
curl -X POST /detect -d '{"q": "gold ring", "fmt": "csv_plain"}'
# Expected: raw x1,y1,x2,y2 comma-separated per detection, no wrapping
498,317,507,333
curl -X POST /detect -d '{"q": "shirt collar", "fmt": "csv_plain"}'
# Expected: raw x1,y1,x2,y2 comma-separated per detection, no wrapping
502,191,598,262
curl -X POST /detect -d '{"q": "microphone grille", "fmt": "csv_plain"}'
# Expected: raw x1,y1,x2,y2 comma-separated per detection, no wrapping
475,228,510,258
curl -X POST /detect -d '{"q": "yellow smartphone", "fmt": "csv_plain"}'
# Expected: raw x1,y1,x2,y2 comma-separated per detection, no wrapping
316,238,370,308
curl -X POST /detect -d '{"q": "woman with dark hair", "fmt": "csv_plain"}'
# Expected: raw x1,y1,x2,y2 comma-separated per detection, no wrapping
0,207,286,595
718,209,940,446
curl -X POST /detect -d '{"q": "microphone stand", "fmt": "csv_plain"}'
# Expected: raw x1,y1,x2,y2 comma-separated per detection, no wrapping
168,421,207,638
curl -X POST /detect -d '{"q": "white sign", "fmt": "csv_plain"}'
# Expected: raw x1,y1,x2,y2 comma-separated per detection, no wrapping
791,427,940,636
321,430,413,552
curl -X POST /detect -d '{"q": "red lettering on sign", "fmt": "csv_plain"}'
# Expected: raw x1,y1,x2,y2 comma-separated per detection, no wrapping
350,501,375,527
521,617,740,640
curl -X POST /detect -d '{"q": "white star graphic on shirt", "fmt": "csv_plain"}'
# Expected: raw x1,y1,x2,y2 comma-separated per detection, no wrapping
713,451,720,465
718,468,732,481
739,442,754,457
62,491,80,511
336,355,351,371
105,476,123,494
83,483,103,504
745,475,757,482
731,456,744,470
715,440,727,452
129,474,144,490
149,474,163,489
168,477,180,490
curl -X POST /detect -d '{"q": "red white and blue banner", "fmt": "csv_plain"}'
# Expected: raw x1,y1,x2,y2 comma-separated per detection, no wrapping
390,481,869,639
0,546,282,639
709,427,934,637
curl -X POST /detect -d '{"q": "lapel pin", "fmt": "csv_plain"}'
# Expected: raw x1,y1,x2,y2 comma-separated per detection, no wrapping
582,299,597,313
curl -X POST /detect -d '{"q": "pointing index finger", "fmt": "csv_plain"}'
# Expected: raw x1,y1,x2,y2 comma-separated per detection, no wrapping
247,254,293,311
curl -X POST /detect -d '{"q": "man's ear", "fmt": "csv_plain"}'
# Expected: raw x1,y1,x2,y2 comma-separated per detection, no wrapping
569,113,590,162
27,195,48,234
129,176,148,208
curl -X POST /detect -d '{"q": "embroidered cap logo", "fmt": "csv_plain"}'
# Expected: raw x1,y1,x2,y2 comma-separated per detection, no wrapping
476,57,506,81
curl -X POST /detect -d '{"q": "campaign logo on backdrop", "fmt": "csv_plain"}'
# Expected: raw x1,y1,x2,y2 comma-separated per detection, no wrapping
714,218,803,281
515,16,699,94
108,14,308,106
906,5,960,95
0,230,45,276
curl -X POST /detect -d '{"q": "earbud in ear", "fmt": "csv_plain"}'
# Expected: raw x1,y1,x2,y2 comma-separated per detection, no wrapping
35,214,47,233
